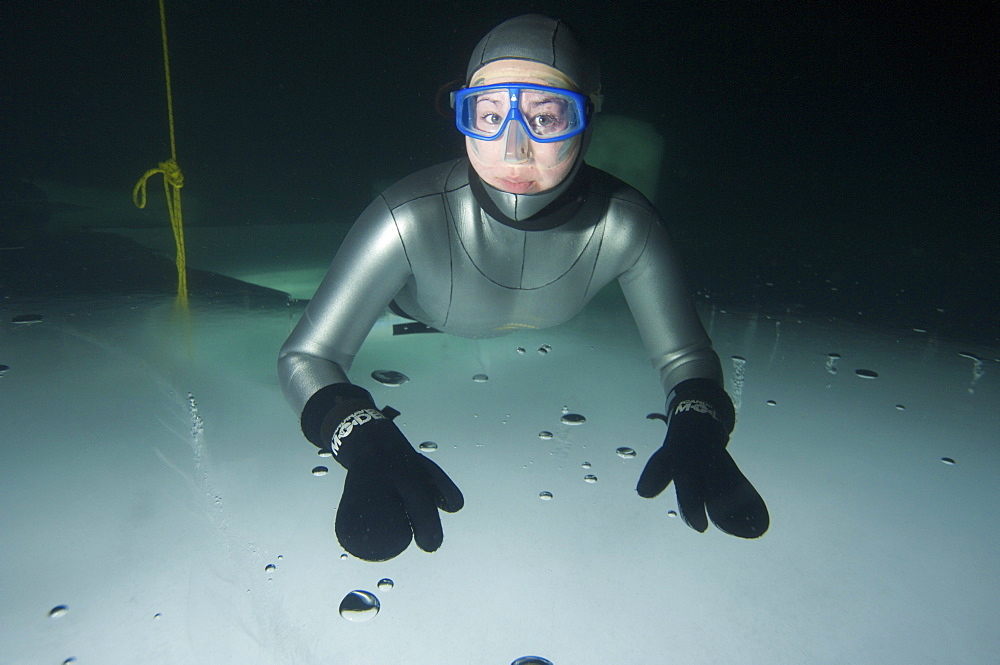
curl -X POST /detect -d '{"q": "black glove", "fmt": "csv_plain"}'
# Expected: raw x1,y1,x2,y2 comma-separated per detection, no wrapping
637,378,769,538
304,383,464,561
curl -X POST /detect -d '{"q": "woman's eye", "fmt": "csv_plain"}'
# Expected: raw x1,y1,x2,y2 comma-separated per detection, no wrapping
482,113,502,125
530,114,560,132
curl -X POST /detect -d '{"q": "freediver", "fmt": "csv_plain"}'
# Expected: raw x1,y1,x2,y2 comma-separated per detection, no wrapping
278,14,769,562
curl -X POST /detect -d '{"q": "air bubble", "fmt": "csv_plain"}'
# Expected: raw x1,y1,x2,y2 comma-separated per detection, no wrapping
581,461,591,469
730,356,747,411
538,431,553,440
616,447,636,459
340,553,348,561
187,393,204,441
512,658,554,665
312,466,329,476
265,564,276,574
895,404,906,411
539,491,553,500
48,605,68,619
377,578,394,591
418,441,438,452
584,474,598,483
766,400,777,406
941,457,956,465
371,370,410,386
825,353,841,375
317,449,333,457
339,590,380,622
12,314,43,324
561,413,586,425
538,345,551,355
855,369,879,379
62,659,77,665
0,364,9,373
959,352,985,394
667,510,678,518
472,374,489,382
516,347,526,354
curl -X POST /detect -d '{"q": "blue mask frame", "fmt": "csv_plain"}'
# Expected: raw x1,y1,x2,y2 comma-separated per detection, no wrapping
452,84,589,143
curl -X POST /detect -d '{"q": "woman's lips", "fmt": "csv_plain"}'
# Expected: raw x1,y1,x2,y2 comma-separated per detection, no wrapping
496,178,535,194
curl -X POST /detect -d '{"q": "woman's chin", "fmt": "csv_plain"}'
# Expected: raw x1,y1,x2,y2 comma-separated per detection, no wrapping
494,178,537,194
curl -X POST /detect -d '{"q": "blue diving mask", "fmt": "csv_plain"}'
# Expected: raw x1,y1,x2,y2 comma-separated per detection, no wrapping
452,84,589,143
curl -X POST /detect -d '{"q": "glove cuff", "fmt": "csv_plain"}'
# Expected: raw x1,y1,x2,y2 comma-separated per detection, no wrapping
668,378,736,434
300,383,377,449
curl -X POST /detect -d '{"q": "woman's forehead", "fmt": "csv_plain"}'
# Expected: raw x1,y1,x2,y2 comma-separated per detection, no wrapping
469,59,577,90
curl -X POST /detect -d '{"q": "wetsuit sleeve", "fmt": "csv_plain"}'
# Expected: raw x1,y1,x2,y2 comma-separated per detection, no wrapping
617,216,724,401
278,195,412,418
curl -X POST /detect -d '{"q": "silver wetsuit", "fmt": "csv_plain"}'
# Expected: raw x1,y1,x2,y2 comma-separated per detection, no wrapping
278,158,722,421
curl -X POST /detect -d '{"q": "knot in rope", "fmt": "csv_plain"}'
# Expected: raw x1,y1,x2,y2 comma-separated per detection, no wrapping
132,158,184,209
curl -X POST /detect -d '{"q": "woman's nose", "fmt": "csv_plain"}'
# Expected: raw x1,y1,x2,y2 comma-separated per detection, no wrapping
503,121,532,163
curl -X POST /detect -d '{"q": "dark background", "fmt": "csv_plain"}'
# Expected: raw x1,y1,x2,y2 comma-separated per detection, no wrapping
2,1,997,345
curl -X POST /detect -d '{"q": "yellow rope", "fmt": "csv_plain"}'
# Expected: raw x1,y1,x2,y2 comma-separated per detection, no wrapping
133,0,187,308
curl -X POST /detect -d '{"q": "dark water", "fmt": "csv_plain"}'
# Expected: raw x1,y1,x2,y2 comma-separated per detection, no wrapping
2,1,996,347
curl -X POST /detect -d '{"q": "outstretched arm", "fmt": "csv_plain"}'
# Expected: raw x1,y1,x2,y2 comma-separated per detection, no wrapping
276,195,464,561
617,215,723,401
278,195,412,441
618,213,768,538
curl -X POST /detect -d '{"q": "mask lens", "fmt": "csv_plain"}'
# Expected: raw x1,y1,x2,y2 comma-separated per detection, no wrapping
518,89,583,140
458,87,512,139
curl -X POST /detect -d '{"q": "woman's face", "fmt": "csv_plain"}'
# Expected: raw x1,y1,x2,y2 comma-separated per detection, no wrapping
465,59,582,195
